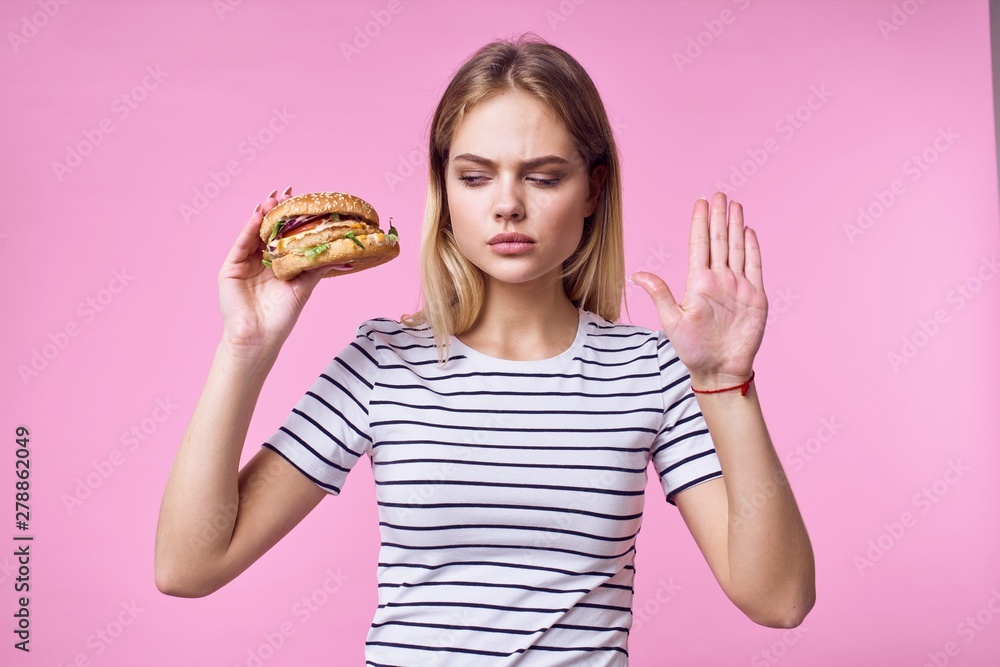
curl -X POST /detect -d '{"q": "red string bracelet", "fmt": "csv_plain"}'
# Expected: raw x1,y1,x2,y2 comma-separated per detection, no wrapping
691,370,755,396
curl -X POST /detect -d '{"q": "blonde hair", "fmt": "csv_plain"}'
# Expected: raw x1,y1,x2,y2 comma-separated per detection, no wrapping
402,33,626,365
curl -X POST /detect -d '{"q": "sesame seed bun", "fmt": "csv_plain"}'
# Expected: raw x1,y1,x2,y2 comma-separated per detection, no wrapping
259,192,400,281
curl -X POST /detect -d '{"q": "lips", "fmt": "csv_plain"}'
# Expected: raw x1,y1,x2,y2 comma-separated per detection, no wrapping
488,232,535,245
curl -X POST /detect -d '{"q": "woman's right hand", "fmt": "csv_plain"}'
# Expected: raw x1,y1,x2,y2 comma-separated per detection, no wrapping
218,186,329,353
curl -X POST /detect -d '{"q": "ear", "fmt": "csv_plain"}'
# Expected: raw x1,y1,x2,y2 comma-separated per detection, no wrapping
586,164,607,217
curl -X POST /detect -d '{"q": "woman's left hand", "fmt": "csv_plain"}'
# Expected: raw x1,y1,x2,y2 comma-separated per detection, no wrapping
630,192,768,389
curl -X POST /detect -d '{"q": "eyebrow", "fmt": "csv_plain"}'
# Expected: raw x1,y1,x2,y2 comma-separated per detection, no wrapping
450,153,573,169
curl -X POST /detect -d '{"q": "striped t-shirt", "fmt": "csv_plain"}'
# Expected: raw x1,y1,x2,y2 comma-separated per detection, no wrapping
262,307,724,666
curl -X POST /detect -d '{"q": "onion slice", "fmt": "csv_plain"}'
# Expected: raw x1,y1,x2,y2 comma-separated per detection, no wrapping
277,213,329,238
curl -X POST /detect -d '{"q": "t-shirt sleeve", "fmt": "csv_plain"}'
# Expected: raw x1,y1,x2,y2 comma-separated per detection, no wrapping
649,331,724,506
260,321,379,495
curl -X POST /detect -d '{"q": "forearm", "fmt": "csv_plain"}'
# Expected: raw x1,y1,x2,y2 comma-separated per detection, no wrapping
154,340,279,592
691,375,815,626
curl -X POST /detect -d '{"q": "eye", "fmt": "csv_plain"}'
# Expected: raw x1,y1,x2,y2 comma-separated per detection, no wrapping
458,175,488,188
527,176,560,187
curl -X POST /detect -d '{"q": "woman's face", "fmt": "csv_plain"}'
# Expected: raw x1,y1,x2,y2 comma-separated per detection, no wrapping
445,89,605,292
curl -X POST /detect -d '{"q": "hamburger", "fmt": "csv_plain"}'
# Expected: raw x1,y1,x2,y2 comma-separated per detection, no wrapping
260,192,399,280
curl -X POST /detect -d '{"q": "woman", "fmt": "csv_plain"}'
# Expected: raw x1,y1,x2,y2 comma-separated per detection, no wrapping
155,34,814,665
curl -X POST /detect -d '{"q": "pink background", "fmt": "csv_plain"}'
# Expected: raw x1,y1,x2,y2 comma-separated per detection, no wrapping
4,0,999,665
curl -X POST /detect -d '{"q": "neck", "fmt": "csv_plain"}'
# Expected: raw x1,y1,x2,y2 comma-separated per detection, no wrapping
457,270,581,361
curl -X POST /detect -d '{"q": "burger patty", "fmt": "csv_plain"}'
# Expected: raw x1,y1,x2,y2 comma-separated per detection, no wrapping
267,218,380,255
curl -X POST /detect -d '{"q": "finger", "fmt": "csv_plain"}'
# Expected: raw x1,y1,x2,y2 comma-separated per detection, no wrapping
293,263,329,293
728,200,745,275
709,192,728,271
225,202,266,266
260,188,280,215
630,271,682,336
745,226,764,291
689,197,710,271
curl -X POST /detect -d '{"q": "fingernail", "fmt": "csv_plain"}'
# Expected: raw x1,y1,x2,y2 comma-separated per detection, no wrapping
266,188,278,199
699,194,708,201
626,274,638,286
253,203,262,214
281,185,292,196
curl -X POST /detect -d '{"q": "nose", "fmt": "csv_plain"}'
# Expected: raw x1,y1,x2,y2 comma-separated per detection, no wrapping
493,176,525,222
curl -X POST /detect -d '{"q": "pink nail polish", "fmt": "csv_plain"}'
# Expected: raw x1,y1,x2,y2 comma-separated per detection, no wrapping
266,189,278,199
281,185,292,196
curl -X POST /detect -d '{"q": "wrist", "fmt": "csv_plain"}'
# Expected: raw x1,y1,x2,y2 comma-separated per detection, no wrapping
690,369,755,394
217,336,281,373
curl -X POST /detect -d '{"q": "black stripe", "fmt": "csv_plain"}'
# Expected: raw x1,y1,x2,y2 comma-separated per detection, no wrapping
375,621,636,647
666,470,724,506
654,411,703,438
372,439,647,454
659,356,681,372
658,449,718,478
274,426,351,473
589,329,652,339
378,365,659,383
662,373,692,395
334,353,375,391
576,353,657,367
368,398,661,417
378,521,640,543
375,340,438,351
380,541,636,560
353,333,381,366
317,374,368,415
373,458,646,474
552,622,629,632
289,407,364,459
575,601,632,612
651,428,710,458
365,640,515,658
371,383,663,400
370,619,546,635
377,600,570,614
377,500,643,521
261,443,341,494
530,645,628,655
374,479,644,496
583,340,650,354
370,418,656,435
664,391,698,415
304,389,372,445
377,559,618,578
377,579,595,595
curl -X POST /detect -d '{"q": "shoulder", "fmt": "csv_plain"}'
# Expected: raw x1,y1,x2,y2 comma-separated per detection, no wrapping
582,311,681,372
584,309,662,346
352,316,436,359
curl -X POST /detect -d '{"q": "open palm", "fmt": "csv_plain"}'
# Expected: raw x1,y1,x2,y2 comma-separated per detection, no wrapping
631,193,768,385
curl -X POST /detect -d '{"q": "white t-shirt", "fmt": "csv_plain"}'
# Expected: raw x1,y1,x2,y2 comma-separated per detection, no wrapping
262,307,724,666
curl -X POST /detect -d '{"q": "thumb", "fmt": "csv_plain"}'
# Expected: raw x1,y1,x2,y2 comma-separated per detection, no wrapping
629,271,681,335
295,265,330,296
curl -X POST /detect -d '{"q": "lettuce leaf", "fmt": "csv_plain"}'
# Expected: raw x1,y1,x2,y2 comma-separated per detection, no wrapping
343,231,364,249
268,219,286,244
302,243,330,258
